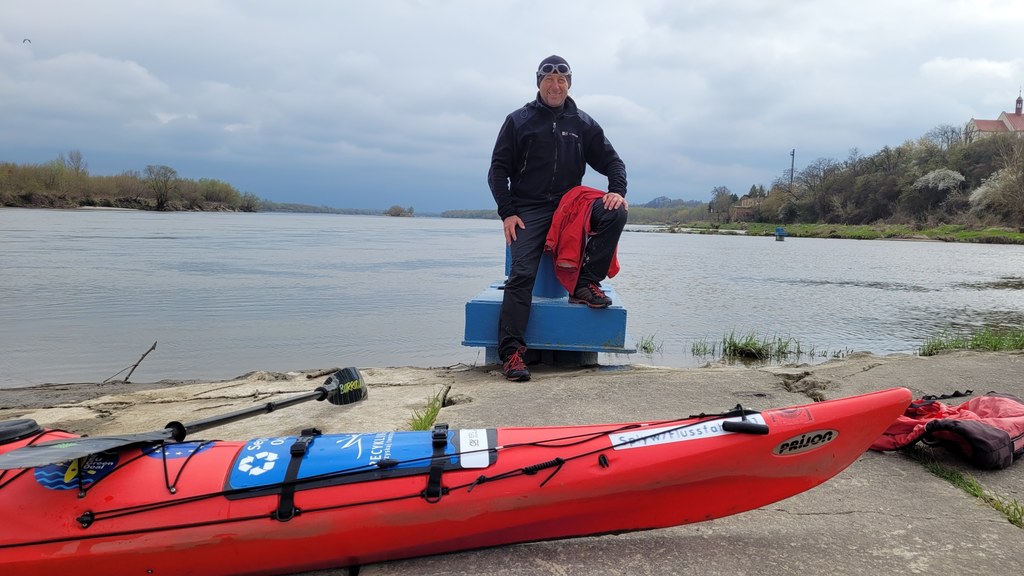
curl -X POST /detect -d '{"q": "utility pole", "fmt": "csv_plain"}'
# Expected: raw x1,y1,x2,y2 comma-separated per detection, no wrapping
789,149,795,196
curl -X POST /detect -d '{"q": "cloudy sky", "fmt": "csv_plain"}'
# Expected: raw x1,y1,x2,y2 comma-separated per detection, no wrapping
2,1,1021,213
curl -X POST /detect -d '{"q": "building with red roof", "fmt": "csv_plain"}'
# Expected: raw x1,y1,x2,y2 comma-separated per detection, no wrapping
969,93,1024,136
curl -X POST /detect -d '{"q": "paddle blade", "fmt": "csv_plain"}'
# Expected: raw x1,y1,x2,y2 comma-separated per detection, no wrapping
0,430,172,470
319,367,368,406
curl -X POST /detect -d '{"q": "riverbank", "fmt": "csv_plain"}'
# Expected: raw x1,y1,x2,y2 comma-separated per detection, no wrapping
624,221,1024,244
743,222,1024,244
8,204,1024,245
3,350,1023,575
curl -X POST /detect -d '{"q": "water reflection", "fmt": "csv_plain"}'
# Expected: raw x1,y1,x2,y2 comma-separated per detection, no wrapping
955,277,1024,290
772,278,937,292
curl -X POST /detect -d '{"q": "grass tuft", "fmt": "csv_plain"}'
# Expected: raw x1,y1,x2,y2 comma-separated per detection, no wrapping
636,334,663,355
408,387,449,431
691,337,717,357
689,331,851,365
920,327,1024,356
691,325,1024,365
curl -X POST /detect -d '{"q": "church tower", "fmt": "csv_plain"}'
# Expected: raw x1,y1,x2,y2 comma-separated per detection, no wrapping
1016,91,1022,115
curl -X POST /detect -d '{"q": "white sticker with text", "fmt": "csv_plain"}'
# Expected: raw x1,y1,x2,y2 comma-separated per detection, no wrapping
610,415,768,450
459,428,491,468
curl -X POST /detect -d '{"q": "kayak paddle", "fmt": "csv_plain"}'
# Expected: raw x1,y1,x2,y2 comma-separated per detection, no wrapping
0,367,367,470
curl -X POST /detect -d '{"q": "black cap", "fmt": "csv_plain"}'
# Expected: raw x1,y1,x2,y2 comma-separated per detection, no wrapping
536,55,572,88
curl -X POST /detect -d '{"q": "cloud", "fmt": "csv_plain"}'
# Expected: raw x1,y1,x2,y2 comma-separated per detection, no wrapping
2,0,1023,211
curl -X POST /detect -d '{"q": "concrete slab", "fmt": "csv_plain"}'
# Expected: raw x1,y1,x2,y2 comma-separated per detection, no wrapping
441,362,809,427
365,453,1024,576
0,367,453,440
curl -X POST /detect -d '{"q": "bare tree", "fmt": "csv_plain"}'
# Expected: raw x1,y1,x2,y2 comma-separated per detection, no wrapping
924,124,964,151
63,150,88,177
144,165,179,210
709,186,734,221
962,121,978,145
874,145,906,174
797,157,839,192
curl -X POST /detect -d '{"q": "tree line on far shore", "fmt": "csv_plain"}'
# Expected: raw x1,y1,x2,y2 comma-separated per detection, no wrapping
0,152,408,216
0,153,262,212
4,123,1023,230
633,127,1024,230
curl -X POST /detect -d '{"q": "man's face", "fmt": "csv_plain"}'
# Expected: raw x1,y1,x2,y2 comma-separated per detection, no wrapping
539,74,569,108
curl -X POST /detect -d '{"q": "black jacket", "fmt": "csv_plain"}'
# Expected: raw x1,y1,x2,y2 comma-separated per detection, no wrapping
487,95,627,220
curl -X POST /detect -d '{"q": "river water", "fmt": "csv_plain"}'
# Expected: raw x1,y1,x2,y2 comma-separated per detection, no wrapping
2,208,1022,388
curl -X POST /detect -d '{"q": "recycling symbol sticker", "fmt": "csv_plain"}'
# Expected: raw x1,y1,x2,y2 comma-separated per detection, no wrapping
237,451,279,476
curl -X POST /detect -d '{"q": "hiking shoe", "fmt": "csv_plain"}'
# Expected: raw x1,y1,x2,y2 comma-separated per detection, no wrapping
569,282,612,308
502,347,531,382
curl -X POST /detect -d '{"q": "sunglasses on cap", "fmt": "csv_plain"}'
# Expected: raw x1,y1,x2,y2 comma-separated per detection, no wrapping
538,63,571,75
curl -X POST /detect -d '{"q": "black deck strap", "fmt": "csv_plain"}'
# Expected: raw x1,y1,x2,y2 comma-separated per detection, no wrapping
75,456,87,498
718,403,770,435
522,457,565,487
466,474,490,493
275,427,321,522
423,423,450,503
158,440,214,495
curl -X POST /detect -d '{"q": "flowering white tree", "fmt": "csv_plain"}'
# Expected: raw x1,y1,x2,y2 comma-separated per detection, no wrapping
913,168,964,193
905,168,966,214
969,137,1024,227
969,170,1006,212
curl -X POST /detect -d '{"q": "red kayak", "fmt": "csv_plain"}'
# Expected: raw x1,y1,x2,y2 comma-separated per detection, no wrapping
0,384,911,575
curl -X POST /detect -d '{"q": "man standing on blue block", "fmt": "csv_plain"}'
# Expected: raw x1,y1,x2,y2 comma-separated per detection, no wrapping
487,55,628,382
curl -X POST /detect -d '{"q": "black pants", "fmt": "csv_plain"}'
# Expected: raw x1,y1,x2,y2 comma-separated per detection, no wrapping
498,200,627,361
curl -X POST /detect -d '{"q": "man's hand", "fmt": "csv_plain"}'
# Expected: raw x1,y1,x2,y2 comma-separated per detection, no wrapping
503,215,525,245
602,192,627,210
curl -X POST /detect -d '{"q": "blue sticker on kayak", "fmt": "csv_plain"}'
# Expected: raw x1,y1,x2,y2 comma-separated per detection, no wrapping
226,429,496,493
34,451,119,490
141,441,213,459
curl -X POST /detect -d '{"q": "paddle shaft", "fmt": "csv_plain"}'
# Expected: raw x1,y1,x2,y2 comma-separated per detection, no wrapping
161,368,369,442
165,388,327,441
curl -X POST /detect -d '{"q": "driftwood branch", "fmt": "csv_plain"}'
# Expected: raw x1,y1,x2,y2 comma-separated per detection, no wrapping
104,341,157,384
306,367,343,379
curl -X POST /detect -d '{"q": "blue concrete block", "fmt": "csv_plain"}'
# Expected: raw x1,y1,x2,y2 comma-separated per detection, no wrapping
463,250,635,365
462,281,636,358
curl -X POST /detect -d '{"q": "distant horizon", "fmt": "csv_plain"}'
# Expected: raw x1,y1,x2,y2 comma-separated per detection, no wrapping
259,194,703,216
